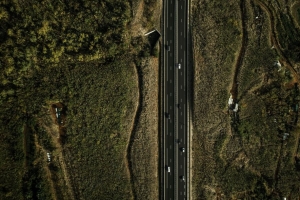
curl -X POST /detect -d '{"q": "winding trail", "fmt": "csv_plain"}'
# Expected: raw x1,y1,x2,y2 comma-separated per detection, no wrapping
126,62,142,200
230,0,248,101
33,134,58,200
254,0,300,83
253,0,300,189
40,108,76,200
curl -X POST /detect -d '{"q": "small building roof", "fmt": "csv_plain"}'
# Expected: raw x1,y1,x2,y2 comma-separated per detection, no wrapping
274,61,282,67
228,95,233,105
233,103,239,112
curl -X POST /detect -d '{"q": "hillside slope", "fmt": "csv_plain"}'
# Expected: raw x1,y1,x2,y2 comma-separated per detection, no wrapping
191,0,300,198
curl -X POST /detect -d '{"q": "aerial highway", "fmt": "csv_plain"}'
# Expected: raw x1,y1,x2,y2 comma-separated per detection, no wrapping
162,0,188,199
163,0,175,199
176,0,188,198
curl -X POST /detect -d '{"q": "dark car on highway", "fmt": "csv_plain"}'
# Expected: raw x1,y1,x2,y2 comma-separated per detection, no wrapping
166,113,170,119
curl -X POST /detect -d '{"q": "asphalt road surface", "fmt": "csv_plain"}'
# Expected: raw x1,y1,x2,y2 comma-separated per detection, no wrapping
176,0,187,198
163,0,188,199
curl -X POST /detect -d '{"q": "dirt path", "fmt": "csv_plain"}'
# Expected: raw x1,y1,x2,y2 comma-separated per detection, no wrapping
273,141,284,189
57,149,76,200
230,0,248,101
254,0,300,83
125,57,160,200
22,125,29,168
253,0,300,191
33,134,58,200
49,127,75,200
125,62,140,200
40,108,76,200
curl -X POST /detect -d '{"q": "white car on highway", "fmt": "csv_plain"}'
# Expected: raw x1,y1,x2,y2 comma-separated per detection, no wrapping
181,175,185,182
176,63,181,69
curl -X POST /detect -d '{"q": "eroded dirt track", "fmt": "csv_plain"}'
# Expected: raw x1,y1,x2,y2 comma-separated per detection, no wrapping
230,0,249,101
254,0,300,83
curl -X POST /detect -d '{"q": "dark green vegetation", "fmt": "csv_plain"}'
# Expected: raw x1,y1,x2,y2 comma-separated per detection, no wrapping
291,2,300,28
0,0,156,199
192,0,300,199
276,11,300,63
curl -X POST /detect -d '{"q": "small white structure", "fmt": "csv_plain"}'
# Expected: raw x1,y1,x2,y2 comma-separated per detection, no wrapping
274,61,282,72
275,61,282,67
228,95,233,105
283,133,289,140
233,103,239,112
47,152,51,162
55,108,59,118
144,29,161,36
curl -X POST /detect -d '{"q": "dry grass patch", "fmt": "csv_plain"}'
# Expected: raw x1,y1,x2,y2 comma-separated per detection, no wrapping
192,0,300,198
129,57,159,200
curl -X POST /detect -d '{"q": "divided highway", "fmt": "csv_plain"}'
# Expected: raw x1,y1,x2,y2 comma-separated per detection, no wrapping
162,0,188,199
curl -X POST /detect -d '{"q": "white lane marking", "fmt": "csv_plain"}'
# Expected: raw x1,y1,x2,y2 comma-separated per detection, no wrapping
181,32,182,36
181,99,183,103
181,85,183,89
170,145,172,149
181,125,183,129
184,105,186,145
184,52,186,90
184,3,186,38
166,148,168,164
184,157,186,173
170,26,172,30
181,45,182,49
167,4,168,28
181,112,182,116
166,95,168,112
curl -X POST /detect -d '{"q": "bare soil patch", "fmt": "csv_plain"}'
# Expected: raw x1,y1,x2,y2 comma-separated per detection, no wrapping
38,102,75,200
